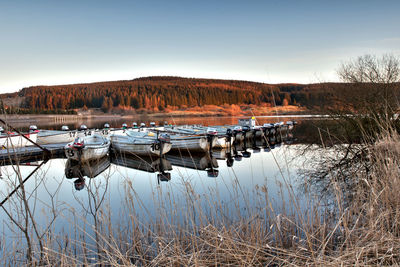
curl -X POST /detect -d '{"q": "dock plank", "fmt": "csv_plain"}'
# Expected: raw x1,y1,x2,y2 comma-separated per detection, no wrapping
0,143,67,164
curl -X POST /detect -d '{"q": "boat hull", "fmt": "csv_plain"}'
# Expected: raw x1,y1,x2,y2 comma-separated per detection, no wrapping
170,136,215,152
0,132,38,148
213,136,233,148
65,144,110,161
111,135,172,156
37,131,76,145
65,134,110,161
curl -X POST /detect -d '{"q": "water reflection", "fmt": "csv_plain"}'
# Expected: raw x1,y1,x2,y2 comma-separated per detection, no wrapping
0,125,298,212
65,157,111,190
0,119,306,264
65,157,111,179
166,153,219,177
111,153,172,183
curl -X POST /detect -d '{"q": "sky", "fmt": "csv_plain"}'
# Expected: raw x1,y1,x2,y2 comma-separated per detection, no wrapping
0,0,400,93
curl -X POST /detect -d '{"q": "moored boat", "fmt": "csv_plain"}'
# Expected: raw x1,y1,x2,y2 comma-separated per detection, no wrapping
0,126,38,148
158,127,220,151
65,134,110,161
37,130,76,145
110,131,172,157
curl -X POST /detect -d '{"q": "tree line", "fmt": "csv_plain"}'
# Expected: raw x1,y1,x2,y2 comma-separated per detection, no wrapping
1,76,398,114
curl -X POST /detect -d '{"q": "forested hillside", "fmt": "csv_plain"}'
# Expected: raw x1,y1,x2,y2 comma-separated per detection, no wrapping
0,76,353,114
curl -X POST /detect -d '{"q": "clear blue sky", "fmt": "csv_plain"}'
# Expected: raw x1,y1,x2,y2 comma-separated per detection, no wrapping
1,0,399,92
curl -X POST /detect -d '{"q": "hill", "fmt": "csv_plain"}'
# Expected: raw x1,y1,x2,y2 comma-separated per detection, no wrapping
0,76,347,114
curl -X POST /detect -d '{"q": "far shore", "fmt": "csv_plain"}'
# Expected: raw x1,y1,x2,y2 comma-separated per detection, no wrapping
0,105,314,128
1,104,309,120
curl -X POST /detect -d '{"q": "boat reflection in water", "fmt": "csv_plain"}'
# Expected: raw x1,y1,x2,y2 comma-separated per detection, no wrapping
234,139,252,158
111,153,172,183
211,149,235,167
166,152,219,177
210,129,296,168
231,130,296,157
65,156,111,190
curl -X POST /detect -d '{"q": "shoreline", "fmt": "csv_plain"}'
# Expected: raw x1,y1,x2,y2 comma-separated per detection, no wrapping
0,112,321,122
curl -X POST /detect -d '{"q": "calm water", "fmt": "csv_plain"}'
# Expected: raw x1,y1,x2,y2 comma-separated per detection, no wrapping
0,116,326,257
23,115,310,130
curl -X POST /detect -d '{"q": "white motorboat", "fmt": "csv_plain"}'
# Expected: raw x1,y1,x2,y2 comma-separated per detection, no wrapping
158,127,219,152
37,130,77,145
65,134,110,161
213,135,234,148
110,131,172,156
170,135,209,152
186,126,233,149
0,127,38,148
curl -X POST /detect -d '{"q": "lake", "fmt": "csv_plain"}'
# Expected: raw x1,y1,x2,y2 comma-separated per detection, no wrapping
0,116,329,263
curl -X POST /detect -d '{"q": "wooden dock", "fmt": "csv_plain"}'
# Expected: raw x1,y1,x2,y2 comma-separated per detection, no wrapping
0,143,67,165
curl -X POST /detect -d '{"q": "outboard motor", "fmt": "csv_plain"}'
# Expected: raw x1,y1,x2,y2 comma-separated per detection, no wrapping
234,153,243,161
206,127,218,150
233,126,242,132
232,126,242,143
0,126,4,133
156,133,171,156
29,125,38,133
242,151,251,158
122,123,128,129
226,156,234,167
150,122,156,127
73,137,85,149
226,128,233,144
140,122,146,128
158,133,171,143
286,121,295,130
268,136,276,149
157,172,171,182
242,125,251,140
269,125,276,136
262,123,271,136
224,128,233,149
74,178,85,191
207,169,219,178
79,125,88,131
207,128,218,136
132,122,138,128
61,125,70,131
102,123,110,135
